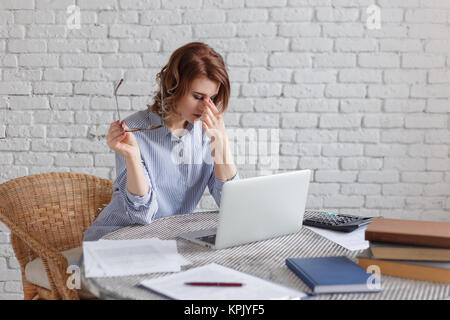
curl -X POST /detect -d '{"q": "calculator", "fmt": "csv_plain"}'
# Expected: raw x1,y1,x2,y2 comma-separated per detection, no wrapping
303,211,375,232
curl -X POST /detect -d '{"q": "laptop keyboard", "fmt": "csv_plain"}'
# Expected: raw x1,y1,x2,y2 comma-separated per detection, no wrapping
197,234,216,244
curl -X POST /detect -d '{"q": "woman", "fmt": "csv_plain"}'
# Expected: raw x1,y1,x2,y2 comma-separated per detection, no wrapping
84,42,239,241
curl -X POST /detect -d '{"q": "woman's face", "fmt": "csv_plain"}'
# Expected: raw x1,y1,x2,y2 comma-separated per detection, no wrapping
175,76,220,124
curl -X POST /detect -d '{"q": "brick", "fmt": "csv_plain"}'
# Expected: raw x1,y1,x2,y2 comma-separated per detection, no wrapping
119,40,159,52
291,38,333,52
383,70,426,84
402,172,443,183
253,98,296,112
48,39,87,53
315,53,356,67
339,129,380,143
283,84,324,98
250,68,292,82
427,159,450,171
5,125,45,138
411,85,450,98
408,144,448,158
0,82,31,95
322,144,363,157
8,96,49,110
8,40,46,53
74,82,112,96
227,53,267,67
424,183,450,196
246,38,288,52
322,23,364,37
31,139,71,152
33,82,73,95
323,195,364,208
55,154,93,167
335,38,377,52
402,54,446,68
384,100,425,113
384,157,426,171
299,157,338,170
110,24,150,38
241,113,279,127
61,54,101,67
358,53,400,68
48,125,89,138
19,54,58,67
280,143,321,156
405,9,447,23
341,158,383,170
241,83,282,97
359,171,400,183
380,39,423,52
340,99,382,113
319,114,362,128
270,8,312,21
367,196,406,207
281,113,318,128
0,0,34,9
363,115,404,128
278,23,320,37
405,114,447,129
315,170,358,183
43,68,83,81
368,85,409,98
426,99,450,112
381,129,424,144
183,9,226,24
102,54,142,67
364,143,408,157
295,69,336,83
269,52,311,67
297,99,338,113
325,84,366,98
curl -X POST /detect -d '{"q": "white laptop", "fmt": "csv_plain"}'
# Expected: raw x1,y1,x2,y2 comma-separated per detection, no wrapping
179,170,311,250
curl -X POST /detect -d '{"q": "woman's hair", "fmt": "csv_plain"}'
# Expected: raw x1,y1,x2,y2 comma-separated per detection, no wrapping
147,42,231,123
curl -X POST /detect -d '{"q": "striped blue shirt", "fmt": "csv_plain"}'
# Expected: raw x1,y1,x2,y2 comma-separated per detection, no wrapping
83,110,239,241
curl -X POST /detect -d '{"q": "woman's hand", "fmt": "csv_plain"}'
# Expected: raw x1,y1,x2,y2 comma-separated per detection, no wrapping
201,98,227,144
106,120,141,160
201,98,235,171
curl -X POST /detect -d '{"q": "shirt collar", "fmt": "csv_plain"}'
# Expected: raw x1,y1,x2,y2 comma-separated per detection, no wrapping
147,110,195,139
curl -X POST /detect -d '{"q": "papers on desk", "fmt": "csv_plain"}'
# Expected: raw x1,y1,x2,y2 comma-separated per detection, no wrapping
83,238,190,278
304,225,370,251
140,263,307,300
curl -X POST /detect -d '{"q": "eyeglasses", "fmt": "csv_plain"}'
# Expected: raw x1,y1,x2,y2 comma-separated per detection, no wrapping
114,78,164,132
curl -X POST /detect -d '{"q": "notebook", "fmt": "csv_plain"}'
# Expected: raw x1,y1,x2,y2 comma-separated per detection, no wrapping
365,218,450,248
285,256,382,294
140,263,307,300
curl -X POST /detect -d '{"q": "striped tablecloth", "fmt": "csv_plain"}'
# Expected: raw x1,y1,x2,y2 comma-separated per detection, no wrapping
80,212,450,300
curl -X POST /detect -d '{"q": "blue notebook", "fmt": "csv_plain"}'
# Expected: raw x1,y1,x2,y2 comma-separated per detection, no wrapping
286,256,381,294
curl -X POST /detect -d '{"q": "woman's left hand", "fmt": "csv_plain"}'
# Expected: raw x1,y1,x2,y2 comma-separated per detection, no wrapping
201,98,227,142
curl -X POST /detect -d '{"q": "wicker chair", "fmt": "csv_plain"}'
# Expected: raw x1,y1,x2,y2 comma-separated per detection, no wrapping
0,172,113,300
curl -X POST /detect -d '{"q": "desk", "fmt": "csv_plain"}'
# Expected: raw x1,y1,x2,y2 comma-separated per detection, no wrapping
81,212,450,300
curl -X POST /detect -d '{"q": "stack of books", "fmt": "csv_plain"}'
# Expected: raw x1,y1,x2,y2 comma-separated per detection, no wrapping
357,218,450,284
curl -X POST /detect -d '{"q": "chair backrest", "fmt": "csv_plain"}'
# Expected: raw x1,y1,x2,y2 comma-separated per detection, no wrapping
0,172,113,251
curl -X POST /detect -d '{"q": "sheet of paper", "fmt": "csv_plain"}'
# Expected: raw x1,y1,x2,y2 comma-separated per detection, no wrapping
305,225,369,251
140,263,307,300
83,238,190,278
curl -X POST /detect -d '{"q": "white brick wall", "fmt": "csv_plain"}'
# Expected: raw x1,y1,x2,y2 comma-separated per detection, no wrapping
0,0,449,299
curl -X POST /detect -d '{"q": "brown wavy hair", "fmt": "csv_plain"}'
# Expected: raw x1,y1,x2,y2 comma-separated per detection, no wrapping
147,42,231,123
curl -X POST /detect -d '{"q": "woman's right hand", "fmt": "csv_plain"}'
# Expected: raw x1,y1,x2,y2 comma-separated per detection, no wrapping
106,121,141,159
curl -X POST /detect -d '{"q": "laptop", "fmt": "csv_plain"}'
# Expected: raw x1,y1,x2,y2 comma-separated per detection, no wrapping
179,170,311,250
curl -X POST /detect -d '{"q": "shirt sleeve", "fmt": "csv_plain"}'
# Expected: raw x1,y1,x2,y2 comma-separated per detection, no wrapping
207,168,239,207
114,152,159,225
